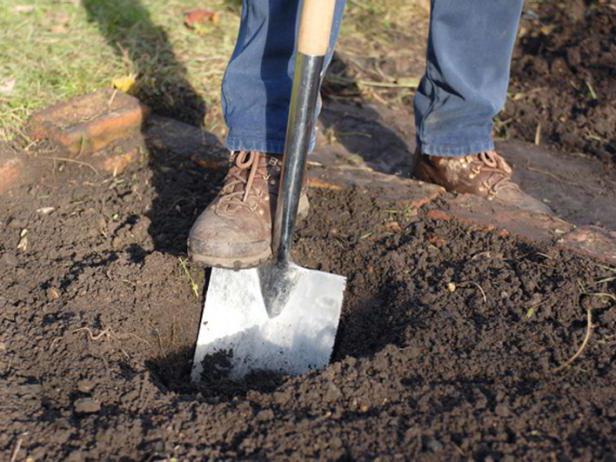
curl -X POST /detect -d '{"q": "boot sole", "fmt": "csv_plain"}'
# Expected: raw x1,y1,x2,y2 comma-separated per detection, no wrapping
188,246,272,271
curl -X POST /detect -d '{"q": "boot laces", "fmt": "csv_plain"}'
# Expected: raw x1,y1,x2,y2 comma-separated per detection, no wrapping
472,151,516,196
215,151,267,216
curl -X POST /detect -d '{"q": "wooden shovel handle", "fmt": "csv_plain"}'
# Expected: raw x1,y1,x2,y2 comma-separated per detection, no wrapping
297,0,337,56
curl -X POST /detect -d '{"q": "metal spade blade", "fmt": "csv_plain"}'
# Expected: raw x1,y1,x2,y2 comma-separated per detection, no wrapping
191,264,346,381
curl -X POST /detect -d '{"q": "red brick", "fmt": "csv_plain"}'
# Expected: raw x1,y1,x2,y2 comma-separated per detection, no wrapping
27,89,149,157
558,226,616,265
430,194,573,243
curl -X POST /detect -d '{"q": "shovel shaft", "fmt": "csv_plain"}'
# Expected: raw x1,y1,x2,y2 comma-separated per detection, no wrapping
272,53,323,263
272,0,337,263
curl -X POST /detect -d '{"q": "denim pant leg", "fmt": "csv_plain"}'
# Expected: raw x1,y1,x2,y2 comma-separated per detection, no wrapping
414,0,524,157
223,0,346,155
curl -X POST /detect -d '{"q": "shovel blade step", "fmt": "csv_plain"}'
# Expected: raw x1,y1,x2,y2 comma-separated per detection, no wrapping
191,265,346,381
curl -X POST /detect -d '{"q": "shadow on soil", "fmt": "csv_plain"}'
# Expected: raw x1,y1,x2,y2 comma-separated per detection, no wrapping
82,0,206,125
143,130,227,255
320,53,415,175
82,0,229,255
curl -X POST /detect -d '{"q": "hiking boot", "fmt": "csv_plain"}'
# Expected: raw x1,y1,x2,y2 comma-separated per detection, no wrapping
414,150,552,214
188,151,309,269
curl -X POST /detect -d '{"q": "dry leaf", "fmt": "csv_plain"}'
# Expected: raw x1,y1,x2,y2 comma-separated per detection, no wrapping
184,9,220,28
112,73,137,93
48,287,60,300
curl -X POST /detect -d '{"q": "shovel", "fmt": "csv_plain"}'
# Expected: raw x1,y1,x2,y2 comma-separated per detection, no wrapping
191,0,346,381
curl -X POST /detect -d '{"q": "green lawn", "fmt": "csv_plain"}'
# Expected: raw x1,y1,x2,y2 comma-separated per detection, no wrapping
0,0,426,141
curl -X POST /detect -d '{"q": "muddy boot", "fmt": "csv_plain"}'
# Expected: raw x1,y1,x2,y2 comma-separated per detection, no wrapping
188,151,309,269
415,150,551,214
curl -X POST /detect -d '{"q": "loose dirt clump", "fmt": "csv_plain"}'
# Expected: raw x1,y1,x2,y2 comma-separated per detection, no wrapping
504,0,616,163
1,147,615,459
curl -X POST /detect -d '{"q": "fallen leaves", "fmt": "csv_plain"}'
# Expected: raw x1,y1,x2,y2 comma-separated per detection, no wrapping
184,9,220,29
47,287,60,301
112,73,137,94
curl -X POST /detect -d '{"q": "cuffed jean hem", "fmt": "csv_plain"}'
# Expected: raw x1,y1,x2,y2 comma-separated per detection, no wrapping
225,135,285,155
416,125,494,157
225,132,317,155
419,140,495,157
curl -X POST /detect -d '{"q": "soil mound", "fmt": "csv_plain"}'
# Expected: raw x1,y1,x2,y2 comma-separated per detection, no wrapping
505,0,616,163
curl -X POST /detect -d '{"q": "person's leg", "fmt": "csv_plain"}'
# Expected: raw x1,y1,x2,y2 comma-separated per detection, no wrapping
414,0,550,214
189,0,346,268
222,0,345,155
414,0,524,156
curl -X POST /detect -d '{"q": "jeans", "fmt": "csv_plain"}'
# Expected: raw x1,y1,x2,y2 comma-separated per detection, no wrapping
222,0,524,157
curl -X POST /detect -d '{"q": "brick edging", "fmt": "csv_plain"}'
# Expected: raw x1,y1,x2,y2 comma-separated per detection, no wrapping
306,168,616,265
2,89,614,265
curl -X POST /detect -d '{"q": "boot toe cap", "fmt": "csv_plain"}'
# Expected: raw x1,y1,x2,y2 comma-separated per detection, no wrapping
188,209,271,265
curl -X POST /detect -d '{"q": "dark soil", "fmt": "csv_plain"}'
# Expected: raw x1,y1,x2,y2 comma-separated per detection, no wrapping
2,1,616,459
1,142,616,460
504,0,616,163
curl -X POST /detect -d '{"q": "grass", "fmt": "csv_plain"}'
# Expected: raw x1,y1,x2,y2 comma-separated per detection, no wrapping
0,0,428,141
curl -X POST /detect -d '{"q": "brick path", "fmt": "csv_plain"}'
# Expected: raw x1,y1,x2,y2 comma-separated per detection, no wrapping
3,91,615,264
